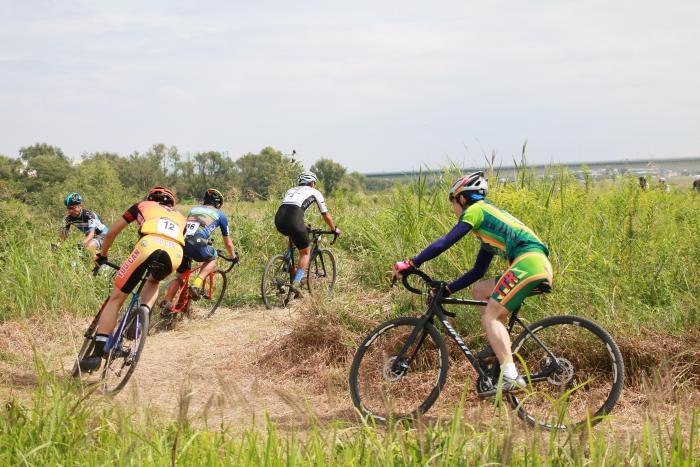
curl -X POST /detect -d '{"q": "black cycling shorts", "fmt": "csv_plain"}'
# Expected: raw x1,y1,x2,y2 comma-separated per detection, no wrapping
176,236,217,274
274,204,309,249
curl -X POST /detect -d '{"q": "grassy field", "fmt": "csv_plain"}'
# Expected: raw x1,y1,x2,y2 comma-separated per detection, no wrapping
1,168,699,464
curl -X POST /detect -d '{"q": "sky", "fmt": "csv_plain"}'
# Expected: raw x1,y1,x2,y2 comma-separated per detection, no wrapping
1,0,699,173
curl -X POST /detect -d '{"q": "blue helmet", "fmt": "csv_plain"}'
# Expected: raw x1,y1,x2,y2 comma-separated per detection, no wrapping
64,192,83,207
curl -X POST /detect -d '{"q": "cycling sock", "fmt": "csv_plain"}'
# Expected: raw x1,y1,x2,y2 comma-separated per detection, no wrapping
193,277,204,288
92,333,109,356
502,362,518,380
293,268,305,284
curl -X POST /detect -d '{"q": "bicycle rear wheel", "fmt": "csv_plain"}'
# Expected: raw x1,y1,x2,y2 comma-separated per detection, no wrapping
508,315,624,431
100,305,149,395
349,317,448,421
306,249,336,296
261,255,292,309
200,270,227,318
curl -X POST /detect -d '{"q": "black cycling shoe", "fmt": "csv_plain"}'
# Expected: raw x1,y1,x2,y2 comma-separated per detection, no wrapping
79,355,102,372
188,285,202,300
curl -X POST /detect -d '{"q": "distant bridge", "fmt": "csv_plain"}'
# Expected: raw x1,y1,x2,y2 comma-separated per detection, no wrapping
365,156,700,180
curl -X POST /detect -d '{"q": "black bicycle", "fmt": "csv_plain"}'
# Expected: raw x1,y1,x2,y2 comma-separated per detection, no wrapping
261,227,338,308
349,268,624,430
70,260,162,394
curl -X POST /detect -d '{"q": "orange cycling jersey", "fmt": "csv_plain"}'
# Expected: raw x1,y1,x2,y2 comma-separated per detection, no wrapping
122,201,186,246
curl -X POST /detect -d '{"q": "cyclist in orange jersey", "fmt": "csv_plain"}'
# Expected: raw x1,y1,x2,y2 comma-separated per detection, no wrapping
80,186,186,371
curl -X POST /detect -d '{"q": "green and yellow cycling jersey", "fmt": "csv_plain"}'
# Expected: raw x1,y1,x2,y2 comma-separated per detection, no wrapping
460,200,548,261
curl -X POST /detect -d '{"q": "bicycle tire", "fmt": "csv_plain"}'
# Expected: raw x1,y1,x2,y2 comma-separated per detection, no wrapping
100,305,149,395
148,304,175,335
71,326,97,378
306,249,337,296
349,316,448,422
202,269,227,318
261,255,292,309
507,315,624,431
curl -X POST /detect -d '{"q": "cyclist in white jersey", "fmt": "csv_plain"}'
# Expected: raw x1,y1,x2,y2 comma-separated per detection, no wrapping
274,170,340,291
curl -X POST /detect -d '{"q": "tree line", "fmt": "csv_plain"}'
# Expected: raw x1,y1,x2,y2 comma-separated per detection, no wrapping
0,143,391,206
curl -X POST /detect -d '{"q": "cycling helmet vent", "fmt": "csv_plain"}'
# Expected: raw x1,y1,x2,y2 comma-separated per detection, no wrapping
64,192,83,207
203,188,224,208
147,186,176,207
298,170,318,185
448,171,488,200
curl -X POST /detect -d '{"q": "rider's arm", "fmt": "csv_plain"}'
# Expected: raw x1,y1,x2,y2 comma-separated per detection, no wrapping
59,217,70,241
83,229,96,247
321,211,336,231
446,247,494,294
222,236,235,257
218,213,236,257
99,217,129,257
411,222,472,267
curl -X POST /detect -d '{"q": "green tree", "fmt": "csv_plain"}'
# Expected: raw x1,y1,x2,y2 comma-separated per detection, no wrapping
0,155,21,180
17,143,71,192
236,147,302,200
310,158,347,195
19,143,66,162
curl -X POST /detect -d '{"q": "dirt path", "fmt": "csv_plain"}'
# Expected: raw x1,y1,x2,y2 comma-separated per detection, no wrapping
1,305,697,436
119,304,351,426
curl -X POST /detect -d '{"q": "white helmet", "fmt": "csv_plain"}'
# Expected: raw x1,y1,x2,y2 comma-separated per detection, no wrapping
298,170,318,185
448,171,488,201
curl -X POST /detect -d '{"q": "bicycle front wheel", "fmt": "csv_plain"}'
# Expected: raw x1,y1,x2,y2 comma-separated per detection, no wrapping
200,270,227,318
508,315,624,431
100,305,149,395
306,249,337,296
261,255,291,309
349,317,448,422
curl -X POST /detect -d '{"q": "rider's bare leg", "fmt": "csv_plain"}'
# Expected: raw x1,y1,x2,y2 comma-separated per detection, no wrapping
139,276,162,310
196,259,217,283
297,247,311,273
95,288,129,335
480,299,513,366
473,278,515,367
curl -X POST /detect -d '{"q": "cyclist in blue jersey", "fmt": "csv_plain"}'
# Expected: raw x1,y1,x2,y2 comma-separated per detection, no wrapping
59,192,109,253
160,188,238,305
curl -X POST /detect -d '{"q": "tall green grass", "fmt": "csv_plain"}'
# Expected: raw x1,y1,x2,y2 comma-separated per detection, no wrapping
2,167,699,338
1,367,697,465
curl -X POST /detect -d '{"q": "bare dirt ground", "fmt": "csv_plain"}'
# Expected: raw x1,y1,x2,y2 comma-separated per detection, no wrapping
0,302,697,438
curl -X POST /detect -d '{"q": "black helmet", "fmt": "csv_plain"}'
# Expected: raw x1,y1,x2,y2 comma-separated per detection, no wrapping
64,192,83,207
203,188,224,208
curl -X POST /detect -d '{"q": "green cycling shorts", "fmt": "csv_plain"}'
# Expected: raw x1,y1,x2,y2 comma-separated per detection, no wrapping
491,251,553,312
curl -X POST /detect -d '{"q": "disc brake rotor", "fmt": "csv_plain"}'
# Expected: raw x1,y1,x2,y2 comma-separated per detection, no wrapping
544,357,574,386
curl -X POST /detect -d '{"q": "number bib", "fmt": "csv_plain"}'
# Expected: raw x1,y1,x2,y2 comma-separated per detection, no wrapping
185,221,200,237
157,217,179,239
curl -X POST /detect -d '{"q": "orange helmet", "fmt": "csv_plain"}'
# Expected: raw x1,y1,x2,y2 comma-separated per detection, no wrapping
147,186,176,207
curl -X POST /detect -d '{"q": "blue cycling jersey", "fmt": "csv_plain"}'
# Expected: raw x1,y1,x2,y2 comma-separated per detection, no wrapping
184,205,229,239
62,209,109,236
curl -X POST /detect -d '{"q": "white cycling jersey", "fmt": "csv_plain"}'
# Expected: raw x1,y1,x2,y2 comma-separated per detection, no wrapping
281,185,328,213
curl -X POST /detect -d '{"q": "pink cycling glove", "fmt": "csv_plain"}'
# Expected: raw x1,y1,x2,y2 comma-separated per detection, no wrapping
393,260,412,274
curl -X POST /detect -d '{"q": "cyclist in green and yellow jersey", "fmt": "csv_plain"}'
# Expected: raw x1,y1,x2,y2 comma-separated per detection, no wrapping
393,171,553,394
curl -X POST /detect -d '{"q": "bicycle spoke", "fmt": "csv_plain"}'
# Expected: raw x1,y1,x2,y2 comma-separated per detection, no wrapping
508,316,624,430
350,318,448,421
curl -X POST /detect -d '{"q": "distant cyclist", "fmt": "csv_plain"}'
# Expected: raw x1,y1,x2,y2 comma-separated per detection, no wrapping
80,187,186,371
59,192,109,253
160,188,238,307
274,171,340,293
392,172,553,394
